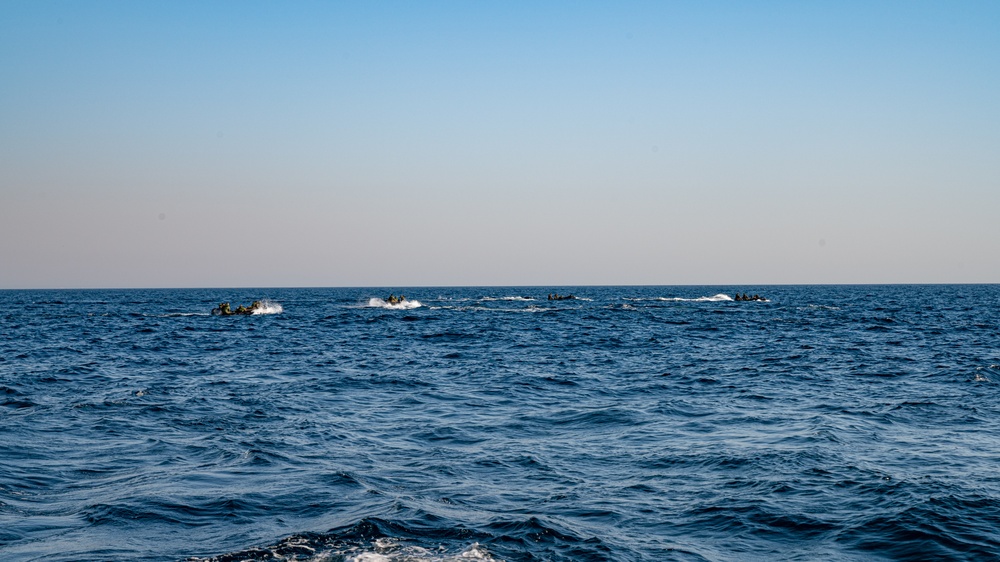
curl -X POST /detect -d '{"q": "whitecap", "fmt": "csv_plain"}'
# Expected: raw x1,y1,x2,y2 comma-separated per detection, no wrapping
345,540,495,562
351,553,391,562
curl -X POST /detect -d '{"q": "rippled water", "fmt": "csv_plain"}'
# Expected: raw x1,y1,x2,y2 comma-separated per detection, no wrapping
2,285,999,561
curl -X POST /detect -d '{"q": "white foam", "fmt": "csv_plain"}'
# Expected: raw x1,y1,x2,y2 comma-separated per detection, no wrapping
430,305,544,313
251,300,283,314
802,304,840,311
350,554,391,562
344,541,495,562
164,312,211,317
367,298,422,310
481,296,535,302
190,539,493,562
657,294,734,302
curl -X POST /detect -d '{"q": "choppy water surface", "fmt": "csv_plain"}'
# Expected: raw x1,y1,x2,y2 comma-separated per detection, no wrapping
2,285,999,561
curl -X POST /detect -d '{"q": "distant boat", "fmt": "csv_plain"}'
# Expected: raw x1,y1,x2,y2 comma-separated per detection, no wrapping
548,294,577,301
212,300,266,315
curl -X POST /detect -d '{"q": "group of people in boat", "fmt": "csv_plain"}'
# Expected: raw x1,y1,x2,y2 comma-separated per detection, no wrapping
212,300,265,316
385,294,406,305
548,293,576,301
734,293,765,302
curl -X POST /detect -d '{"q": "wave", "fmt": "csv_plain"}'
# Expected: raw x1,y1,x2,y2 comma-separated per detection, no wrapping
195,536,494,562
480,296,535,302
367,298,422,310
191,516,613,562
973,364,998,382
349,538,494,561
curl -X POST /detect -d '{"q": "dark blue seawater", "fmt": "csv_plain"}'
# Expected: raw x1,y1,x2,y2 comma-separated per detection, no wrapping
2,285,999,561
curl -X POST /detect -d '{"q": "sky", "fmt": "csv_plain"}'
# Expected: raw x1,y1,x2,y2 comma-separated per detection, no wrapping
2,1,998,288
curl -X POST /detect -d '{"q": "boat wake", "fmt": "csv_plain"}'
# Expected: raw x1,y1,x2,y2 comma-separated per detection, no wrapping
251,300,283,314
656,294,734,302
163,312,211,317
367,298,422,310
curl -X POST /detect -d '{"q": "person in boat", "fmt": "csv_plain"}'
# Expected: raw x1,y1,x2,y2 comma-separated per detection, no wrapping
549,294,576,301
213,300,264,315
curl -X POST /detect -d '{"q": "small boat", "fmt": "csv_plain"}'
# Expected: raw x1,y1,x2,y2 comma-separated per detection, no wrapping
212,301,265,316
548,294,577,301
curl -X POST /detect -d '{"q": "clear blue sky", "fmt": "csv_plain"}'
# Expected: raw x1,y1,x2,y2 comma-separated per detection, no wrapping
2,1,998,288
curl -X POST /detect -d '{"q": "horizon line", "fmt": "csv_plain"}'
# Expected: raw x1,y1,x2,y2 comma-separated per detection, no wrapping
2,282,998,291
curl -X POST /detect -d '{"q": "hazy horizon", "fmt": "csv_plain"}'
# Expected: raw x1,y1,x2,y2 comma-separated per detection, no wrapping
3,2,998,289
3,282,998,293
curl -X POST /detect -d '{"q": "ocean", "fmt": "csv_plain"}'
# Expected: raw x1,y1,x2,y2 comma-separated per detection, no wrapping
1,285,998,561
